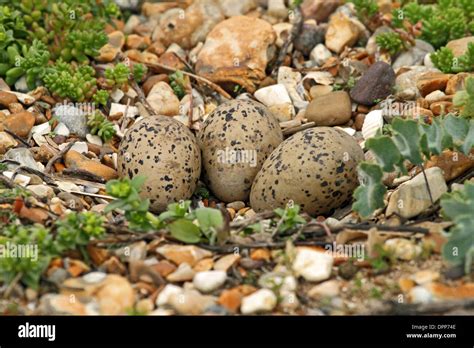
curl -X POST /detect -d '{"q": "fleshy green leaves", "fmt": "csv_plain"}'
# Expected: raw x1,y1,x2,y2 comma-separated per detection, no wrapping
353,115,474,218
105,177,228,244
168,219,201,244
391,118,424,165
440,183,474,273
353,163,387,219
365,137,402,172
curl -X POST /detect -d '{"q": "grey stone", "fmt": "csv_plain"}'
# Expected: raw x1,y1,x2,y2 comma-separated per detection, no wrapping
393,40,434,70
4,148,41,171
53,104,88,138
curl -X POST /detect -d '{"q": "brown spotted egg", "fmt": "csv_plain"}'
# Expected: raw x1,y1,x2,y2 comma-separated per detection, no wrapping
118,116,201,212
250,127,364,216
197,99,283,202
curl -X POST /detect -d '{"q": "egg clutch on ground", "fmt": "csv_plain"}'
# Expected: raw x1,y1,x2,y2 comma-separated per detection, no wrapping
117,100,364,216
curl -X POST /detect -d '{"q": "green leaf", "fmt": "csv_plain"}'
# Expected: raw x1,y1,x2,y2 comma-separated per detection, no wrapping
365,136,402,172
419,118,453,156
352,163,387,218
444,114,469,149
461,119,474,155
391,118,424,165
168,219,201,244
442,216,473,268
104,199,126,213
195,208,223,232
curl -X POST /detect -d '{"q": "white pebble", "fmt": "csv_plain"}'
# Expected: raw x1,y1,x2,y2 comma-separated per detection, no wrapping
193,271,227,293
241,289,277,314
292,247,333,282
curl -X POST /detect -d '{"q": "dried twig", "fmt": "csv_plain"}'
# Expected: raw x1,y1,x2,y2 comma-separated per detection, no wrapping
45,141,76,174
145,62,232,100
270,5,303,78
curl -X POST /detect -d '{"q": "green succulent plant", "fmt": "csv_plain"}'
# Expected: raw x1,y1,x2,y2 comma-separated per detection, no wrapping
93,89,109,107
375,32,406,56
105,63,130,89
391,0,473,49
431,43,474,73
87,110,116,142
43,59,97,102
453,77,474,118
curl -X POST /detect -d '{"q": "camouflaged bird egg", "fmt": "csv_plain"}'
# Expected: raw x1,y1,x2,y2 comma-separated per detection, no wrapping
197,99,283,202
118,116,201,212
250,127,364,216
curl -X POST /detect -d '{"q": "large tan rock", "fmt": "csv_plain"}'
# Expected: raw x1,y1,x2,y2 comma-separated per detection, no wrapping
153,0,224,49
195,16,276,93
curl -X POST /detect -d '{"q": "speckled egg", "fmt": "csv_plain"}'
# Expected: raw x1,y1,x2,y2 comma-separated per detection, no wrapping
197,99,283,202
250,127,364,216
118,116,201,212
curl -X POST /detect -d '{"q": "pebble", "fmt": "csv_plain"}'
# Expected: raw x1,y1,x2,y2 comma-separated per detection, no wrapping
267,0,288,19
156,284,183,307
64,150,118,181
27,185,54,199
411,270,440,285
213,254,241,272
240,289,277,314
218,0,256,16
386,167,448,219
310,43,332,66
54,123,70,137
58,192,84,210
325,12,361,53
5,148,41,171
301,0,340,22
273,23,293,48
166,263,195,282
445,36,474,57
384,238,422,261
146,82,180,116
156,244,213,266
308,280,340,299
409,286,434,304
416,72,451,97
0,90,18,107
31,122,51,136
193,270,227,293
109,103,139,118
2,111,35,138
53,104,88,138
425,90,446,103
305,91,352,126
86,134,103,147
37,294,87,315
277,67,305,107
309,85,333,99
446,73,473,95
350,61,395,106
0,131,17,154
392,40,434,69
154,0,224,49
168,289,216,315
292,247,333,282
